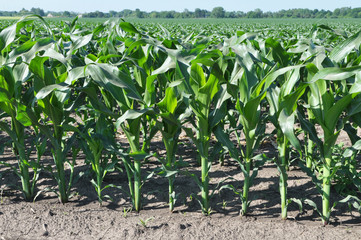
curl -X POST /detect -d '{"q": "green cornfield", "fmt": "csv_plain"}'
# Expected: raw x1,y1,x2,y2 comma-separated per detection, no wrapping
0,15,361,226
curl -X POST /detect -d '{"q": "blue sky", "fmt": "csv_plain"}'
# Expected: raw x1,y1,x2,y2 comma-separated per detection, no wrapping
1,0,360,13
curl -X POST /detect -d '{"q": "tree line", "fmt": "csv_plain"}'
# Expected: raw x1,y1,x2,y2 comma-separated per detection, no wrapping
1,7,361,19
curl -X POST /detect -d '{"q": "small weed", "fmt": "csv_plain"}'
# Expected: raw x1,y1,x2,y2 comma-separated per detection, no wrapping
217,200,228,209
138,217,154,228
122,207,132,218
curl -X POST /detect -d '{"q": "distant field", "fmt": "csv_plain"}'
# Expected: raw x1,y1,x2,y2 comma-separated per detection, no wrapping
75,17,361,26
1,16,361,25
0,16,22,20
1,17,360,35
123,17,361,24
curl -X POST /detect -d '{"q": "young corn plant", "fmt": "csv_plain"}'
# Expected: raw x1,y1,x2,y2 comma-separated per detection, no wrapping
76,112,118,205
149,37,229,213
85,60,155,212
214,60,267,215
217,35,304,215
299,64,361,225
156,86,190,211
28,56,80,203
0,16,56,201
0,66,43,201
263,35,308,218
84,21,172,210
266,68,306,219
183,62,225,214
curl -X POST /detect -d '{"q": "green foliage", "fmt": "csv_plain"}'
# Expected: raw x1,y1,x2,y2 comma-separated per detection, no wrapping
0,16,360,226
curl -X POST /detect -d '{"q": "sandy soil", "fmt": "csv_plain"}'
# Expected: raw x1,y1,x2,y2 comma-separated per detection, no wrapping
0,130,360,240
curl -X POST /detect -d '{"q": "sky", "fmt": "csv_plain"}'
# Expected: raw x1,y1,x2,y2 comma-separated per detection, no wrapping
0,0,360,13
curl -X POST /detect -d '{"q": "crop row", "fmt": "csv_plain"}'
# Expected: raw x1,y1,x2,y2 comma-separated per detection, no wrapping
0,16,361,225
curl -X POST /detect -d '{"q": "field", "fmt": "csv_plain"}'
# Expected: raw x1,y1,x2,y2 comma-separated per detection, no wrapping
0,17,361,239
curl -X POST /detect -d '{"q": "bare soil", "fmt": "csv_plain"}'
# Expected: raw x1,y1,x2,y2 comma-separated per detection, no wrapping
0,130,360,240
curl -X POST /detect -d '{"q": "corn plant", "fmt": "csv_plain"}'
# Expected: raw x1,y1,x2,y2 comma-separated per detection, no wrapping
299,64,361,224
75,111,118,205
0,66,43,201
214,57,268,215
183,62,227,214
156,86,190,211
0,16,56,201
28,56,80,203
82,20,157,211
85,59,155,211
216,37,303,215
266,69,305,219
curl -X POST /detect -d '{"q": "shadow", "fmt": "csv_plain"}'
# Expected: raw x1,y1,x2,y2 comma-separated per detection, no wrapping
149,222,169,230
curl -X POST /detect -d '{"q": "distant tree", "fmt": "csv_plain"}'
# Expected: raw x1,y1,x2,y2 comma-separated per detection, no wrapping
226,11,237,18
19,8,29,16
30,7,45,16
160,11,175,18
109,10,117,17
4,6,361,19
194,8,202,18
339,7,350,16
236,11,245,18
350,8,361,18
211,7,225,18
85,11,106,18
96,11,104,18
135,8,144,18
182,8,192,18
120,9,133,18
263,11,272,18
149,11,160,18
247,8,263,18
63,11,71,17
